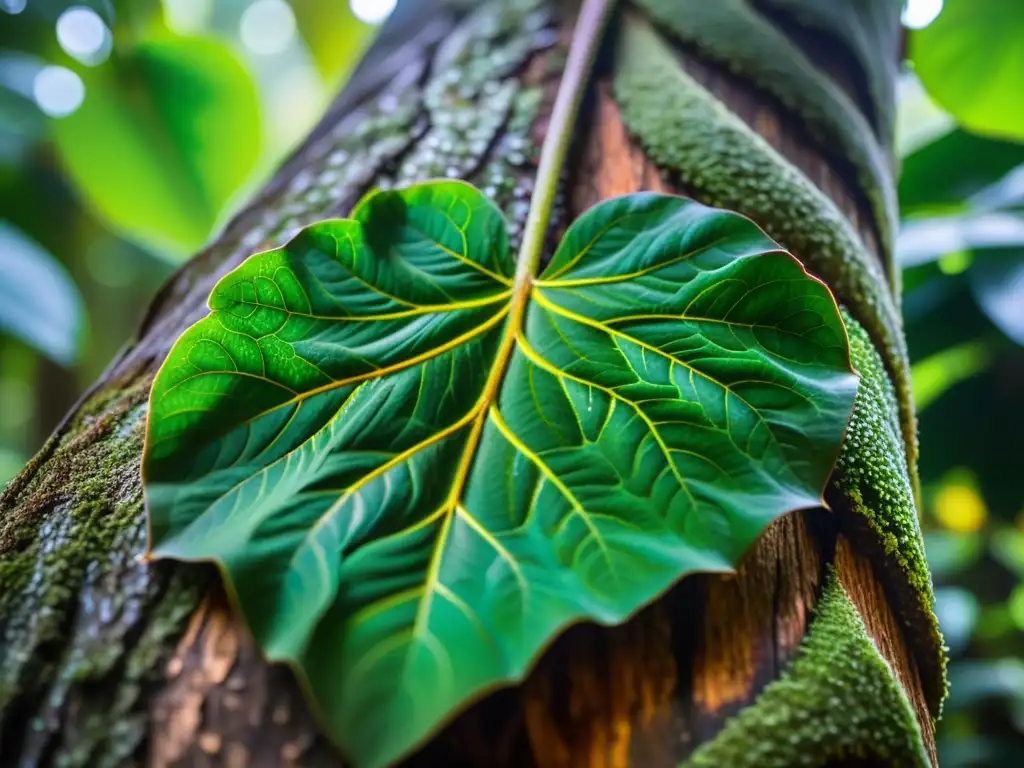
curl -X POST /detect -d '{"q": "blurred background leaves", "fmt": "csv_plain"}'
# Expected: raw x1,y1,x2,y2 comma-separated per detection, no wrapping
52,33,263,256
0,0,387,471
901,2,1024,764
0,220,83,364
0,0,1022,766
909,0,1024,142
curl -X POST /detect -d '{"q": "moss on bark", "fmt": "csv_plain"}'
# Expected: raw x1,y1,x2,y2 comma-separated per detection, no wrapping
833,309,946,715
633,0,899,282
683,569,929,768
0,375,207,766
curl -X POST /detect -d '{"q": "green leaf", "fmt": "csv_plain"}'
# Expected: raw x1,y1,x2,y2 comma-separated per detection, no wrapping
291,0,373,84
0,220,84,365
969,163,1024,211
895,72,955,159
910,0,1024,142
143,182,857,768
51,35,261,258
899,131,1024,216
911,339,992,412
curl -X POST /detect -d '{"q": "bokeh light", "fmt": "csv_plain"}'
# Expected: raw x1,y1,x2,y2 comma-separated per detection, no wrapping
56,7,111,64
935,473,989,533
163,0,213,35
903,0,943,29
350,0,397,25
240,0,298,56
0,0,27,15
32,65,85,118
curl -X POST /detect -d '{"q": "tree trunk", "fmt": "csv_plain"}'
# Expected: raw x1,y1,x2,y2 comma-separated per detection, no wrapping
0,1,943,766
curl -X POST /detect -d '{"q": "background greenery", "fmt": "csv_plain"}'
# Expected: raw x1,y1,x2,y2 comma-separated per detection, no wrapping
0,0,1021,765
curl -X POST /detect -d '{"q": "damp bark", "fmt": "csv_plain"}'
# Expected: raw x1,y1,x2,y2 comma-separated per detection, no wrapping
0,0,939,766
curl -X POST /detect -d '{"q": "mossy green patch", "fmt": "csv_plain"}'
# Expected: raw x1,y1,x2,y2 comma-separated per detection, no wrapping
0,375,207,766
832,309,947,715
682,569,929,768
612,15,918,474
0,383,146,616
632,0,898,287
0,381,151,704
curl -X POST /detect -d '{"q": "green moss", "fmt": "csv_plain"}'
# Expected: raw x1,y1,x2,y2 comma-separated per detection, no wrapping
0,391,144,615
683,569,929,768
612,16,918,472
0,376,207,765
633,0,898,286
833,309,947,715
0,383,150,703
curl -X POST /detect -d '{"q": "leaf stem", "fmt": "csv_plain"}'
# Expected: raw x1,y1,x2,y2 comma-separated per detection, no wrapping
515,0,617,282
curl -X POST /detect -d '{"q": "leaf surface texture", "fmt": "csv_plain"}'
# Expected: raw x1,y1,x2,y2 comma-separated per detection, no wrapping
144,181,857,768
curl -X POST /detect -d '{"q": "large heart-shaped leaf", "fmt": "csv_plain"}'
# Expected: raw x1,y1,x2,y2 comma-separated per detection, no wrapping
144,182,857,768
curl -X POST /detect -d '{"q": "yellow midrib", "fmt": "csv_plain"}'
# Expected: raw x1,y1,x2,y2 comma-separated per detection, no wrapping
412,272,535,636
406,0,616,644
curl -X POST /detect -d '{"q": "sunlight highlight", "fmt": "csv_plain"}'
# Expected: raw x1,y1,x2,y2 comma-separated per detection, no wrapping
350,0,397,25
902,0,943,29
33,66,84,118
240,0,297,56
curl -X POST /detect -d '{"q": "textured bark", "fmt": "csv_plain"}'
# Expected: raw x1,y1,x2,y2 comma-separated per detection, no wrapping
0,1,933,766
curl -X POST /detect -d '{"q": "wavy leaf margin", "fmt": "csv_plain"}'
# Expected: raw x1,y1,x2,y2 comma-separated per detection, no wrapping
143,180,858,768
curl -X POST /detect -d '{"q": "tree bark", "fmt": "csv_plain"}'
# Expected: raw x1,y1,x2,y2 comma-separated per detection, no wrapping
0,1,938,766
